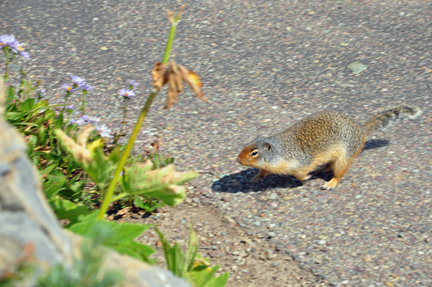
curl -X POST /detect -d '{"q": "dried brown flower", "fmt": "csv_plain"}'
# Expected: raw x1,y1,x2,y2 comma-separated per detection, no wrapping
151,62,168,90
151,61,208,109
167,5,185,24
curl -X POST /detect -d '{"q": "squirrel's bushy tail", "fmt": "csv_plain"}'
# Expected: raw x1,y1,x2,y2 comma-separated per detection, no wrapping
364,105,422,136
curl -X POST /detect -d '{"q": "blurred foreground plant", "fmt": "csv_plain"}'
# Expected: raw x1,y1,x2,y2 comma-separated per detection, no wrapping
1,5,228,286
97,4,207,220
38,225,124,287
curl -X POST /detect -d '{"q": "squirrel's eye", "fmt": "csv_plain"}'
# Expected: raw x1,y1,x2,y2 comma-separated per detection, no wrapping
251,150,258,156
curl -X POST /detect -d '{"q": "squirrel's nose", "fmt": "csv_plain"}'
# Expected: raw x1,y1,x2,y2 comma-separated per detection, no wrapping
237,157,240,164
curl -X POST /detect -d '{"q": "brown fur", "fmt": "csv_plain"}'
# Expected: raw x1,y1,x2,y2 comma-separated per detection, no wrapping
239,142,366,188
238,106,420,189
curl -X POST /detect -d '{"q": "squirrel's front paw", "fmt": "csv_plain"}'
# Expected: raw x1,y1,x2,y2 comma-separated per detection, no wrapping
251,174,262,183
251,170,271,183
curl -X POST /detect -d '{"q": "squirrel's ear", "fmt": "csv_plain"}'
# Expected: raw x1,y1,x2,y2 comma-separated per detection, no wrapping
264,143,272,150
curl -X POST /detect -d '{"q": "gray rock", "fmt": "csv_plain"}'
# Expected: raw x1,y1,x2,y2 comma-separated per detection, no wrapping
347,61,368,74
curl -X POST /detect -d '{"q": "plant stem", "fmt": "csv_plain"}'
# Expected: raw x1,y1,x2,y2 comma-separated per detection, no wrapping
97,88,158,219
118,97,129,141
97,8,182,220
81,90,87,115
111,193,128,203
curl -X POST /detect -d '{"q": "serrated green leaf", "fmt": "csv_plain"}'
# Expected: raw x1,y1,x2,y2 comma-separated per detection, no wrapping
120,163,197,206
69,217,155,263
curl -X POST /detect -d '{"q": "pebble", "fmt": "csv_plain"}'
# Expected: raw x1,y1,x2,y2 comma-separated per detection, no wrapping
271,261,279,267
221,231,227,236
268,232,276,238
180,219,187,225
317,240,326,245
192,198,201,204
269,193,278,200
253,220,261,227
221,196,231,202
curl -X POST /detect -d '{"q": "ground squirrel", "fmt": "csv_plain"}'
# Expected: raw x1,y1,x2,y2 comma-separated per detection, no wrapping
237,105,422,189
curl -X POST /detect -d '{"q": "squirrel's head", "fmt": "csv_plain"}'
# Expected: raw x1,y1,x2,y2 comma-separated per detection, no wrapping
237,137,275,168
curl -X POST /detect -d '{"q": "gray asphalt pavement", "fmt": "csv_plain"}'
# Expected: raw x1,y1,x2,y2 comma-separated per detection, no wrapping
1,0,431,286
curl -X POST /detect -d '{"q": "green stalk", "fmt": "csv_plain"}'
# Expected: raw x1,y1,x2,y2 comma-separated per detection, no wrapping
97,11,181,220
81,90,87,114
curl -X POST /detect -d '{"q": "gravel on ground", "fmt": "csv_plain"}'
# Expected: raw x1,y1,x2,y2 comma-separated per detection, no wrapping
1,0,431,286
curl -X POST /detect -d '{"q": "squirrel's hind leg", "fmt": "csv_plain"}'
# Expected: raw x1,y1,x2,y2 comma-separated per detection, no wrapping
321,156,353,190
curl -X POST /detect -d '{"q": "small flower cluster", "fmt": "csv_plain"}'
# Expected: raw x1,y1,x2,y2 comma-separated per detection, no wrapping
69,115,112,138
118,80,139,98
0,34,30,58
61,75,94,93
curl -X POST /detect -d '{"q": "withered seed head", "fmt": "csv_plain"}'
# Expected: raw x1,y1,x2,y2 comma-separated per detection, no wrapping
151,61,208,109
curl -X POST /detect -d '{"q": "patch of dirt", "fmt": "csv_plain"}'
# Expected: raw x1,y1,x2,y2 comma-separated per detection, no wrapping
116,203,330,287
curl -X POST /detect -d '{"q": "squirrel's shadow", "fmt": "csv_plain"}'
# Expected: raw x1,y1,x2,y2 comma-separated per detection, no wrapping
212,139,389,193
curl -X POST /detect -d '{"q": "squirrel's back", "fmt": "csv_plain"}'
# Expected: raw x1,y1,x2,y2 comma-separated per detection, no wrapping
275,110,365,160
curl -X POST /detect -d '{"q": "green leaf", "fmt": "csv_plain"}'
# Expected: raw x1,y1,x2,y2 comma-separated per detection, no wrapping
133,195,147,209
49,197,91,221
120,163,197,206
69,216,155,263
184,226,199,273
20,98,35,112
43,173,67,197
203,271,229,287
154,226,177,272
39,163,58,177
37,125,47,145
5,85,15,107
6,111,26,122
85,146,115,191
55,113,64,129
190,265,219,287
27,134,37,154
107,146,121,163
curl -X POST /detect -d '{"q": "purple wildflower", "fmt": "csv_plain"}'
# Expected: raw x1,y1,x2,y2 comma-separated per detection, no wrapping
70,75,86,86
0,34,30,58
81,84,94,91
0,34,15,48
118,88,136,98
69,119,77,125
39,89,46,97
61,83,77,93
129,80,139,88
95,124,112,138
66,104,75,110
87,117,98,124
75,118,86,126
14,45,30,59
